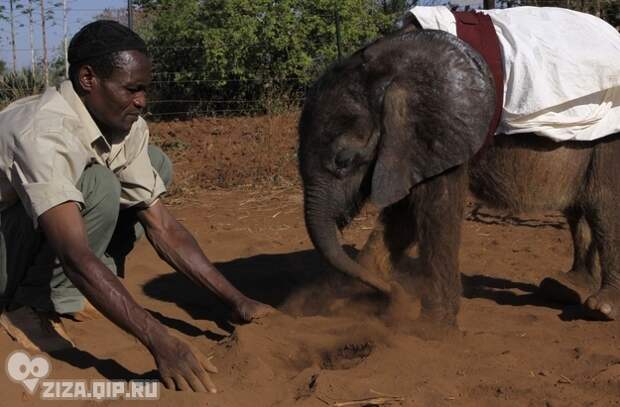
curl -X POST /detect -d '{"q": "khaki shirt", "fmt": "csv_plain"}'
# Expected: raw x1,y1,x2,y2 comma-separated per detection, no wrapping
0,80,166,227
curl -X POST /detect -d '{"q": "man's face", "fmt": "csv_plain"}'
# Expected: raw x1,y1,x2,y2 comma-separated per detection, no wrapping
83,50,152,141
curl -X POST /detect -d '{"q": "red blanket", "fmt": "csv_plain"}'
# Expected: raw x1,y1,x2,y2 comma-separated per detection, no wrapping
453,11,504,144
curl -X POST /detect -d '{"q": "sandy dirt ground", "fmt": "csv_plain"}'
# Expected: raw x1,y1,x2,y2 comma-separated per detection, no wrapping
1,116,620,406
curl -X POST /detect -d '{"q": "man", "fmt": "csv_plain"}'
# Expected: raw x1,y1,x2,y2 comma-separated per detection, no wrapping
0,20,272,393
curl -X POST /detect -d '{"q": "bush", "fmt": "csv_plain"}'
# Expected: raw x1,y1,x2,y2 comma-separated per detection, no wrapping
0,70,46,109
135,0,401,118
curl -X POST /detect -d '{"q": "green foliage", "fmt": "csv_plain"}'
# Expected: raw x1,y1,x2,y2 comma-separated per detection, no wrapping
0,69,46,109
378,0,419,13
499,0,620,23
607,1,620,27
133,0,618,118
135,0,404,117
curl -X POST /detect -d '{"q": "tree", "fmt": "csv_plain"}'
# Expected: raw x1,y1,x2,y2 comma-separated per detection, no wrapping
40,0,48,85
134,0,618,117
377,0,419,13
10,1,17,72
496,0,619,21
606,1,620,27
21,0,37,77
134,0,401,116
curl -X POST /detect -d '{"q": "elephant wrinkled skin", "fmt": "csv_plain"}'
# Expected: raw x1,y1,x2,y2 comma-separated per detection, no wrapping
298,28,620,326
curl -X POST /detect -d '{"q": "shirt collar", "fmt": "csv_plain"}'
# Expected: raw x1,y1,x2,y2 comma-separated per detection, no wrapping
58,80,112,152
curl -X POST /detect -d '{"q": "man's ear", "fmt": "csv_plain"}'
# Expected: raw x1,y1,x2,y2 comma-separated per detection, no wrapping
78,65,97,93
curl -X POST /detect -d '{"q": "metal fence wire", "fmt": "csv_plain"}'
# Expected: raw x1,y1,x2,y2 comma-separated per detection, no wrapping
0,1,617,119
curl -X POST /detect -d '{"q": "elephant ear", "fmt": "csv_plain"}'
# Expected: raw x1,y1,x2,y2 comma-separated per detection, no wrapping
368,31,495,208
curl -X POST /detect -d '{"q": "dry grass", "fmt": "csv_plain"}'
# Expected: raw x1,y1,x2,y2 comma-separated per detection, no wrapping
148,113,301,203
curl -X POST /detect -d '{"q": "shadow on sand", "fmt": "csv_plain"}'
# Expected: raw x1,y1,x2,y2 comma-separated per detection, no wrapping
461,274,563,310
141,245,581,332
48,347,159,381
142,248,336,328
48,250,588,381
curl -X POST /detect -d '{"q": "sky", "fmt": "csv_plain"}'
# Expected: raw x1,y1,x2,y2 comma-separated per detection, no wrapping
0,0,127,70
0,0,484,71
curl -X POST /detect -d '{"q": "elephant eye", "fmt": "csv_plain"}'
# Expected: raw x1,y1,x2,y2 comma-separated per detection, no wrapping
334,149,356,172
335,156,353,170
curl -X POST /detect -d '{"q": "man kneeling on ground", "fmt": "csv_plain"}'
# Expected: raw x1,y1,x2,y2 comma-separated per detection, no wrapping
0,20,273,393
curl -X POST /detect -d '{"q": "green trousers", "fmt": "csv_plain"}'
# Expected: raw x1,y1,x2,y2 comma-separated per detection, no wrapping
0,145,172,314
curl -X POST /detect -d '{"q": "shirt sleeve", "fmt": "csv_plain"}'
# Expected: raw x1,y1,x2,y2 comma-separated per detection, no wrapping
11,129,86,228
116,124,166,209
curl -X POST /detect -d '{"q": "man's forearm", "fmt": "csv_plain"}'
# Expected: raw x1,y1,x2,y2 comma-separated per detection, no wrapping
61,249,167,352
144,221,246,307
136,201,272,323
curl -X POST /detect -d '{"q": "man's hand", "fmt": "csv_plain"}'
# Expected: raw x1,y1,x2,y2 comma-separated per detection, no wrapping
232,298,277,323
39,202,218,392
149,333,218,393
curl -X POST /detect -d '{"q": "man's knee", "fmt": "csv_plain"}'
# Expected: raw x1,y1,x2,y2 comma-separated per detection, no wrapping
78,164,121,219
148,145,173,189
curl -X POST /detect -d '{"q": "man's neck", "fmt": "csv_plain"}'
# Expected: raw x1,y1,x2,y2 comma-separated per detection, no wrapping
80,96,128,145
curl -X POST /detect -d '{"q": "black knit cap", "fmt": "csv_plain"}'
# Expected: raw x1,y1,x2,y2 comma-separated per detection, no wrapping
68,20,147,65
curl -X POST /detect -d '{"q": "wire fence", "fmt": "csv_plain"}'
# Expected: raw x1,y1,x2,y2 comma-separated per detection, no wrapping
0,1,618,119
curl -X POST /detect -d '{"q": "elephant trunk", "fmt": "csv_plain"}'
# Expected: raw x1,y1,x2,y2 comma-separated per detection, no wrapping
304,190,391,294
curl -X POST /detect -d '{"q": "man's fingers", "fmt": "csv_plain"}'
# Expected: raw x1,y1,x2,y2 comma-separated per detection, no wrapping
192,366,218,394
203,358,218,374
184,370,209,393
172,374,192,391
253,305,278,321
186,343,218,373
157,338,219,393
194,370,217,394
161,376,175,390
195,352,218,373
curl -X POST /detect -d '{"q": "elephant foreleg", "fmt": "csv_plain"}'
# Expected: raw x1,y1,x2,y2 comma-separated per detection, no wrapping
411,165,467,327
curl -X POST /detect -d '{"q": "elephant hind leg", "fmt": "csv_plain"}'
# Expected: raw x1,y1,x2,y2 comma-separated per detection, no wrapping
538,207,601,304
583,211,620,319
583,204,620,319
567,208,600,279
581,140,620,320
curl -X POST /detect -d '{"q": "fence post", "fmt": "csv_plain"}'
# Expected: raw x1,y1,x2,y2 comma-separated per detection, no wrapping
40,0,49,86
335,5,342,62
63,0,68,78
10,0,16,73
128,0,134,30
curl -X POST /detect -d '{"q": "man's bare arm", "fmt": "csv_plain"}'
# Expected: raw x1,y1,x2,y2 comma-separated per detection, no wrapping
39,202,218,393
137,200,273,322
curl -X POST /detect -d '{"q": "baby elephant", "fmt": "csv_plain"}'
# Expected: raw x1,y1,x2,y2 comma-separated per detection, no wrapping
298,29,619,327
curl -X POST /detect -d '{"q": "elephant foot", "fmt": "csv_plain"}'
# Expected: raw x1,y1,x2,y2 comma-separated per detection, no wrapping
399,304,459,341
408,313,461,341
383,282,414,326
585,286,620,320
538,269,600,305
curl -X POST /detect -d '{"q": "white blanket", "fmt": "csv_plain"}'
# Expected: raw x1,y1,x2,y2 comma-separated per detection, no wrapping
406,6,620,142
